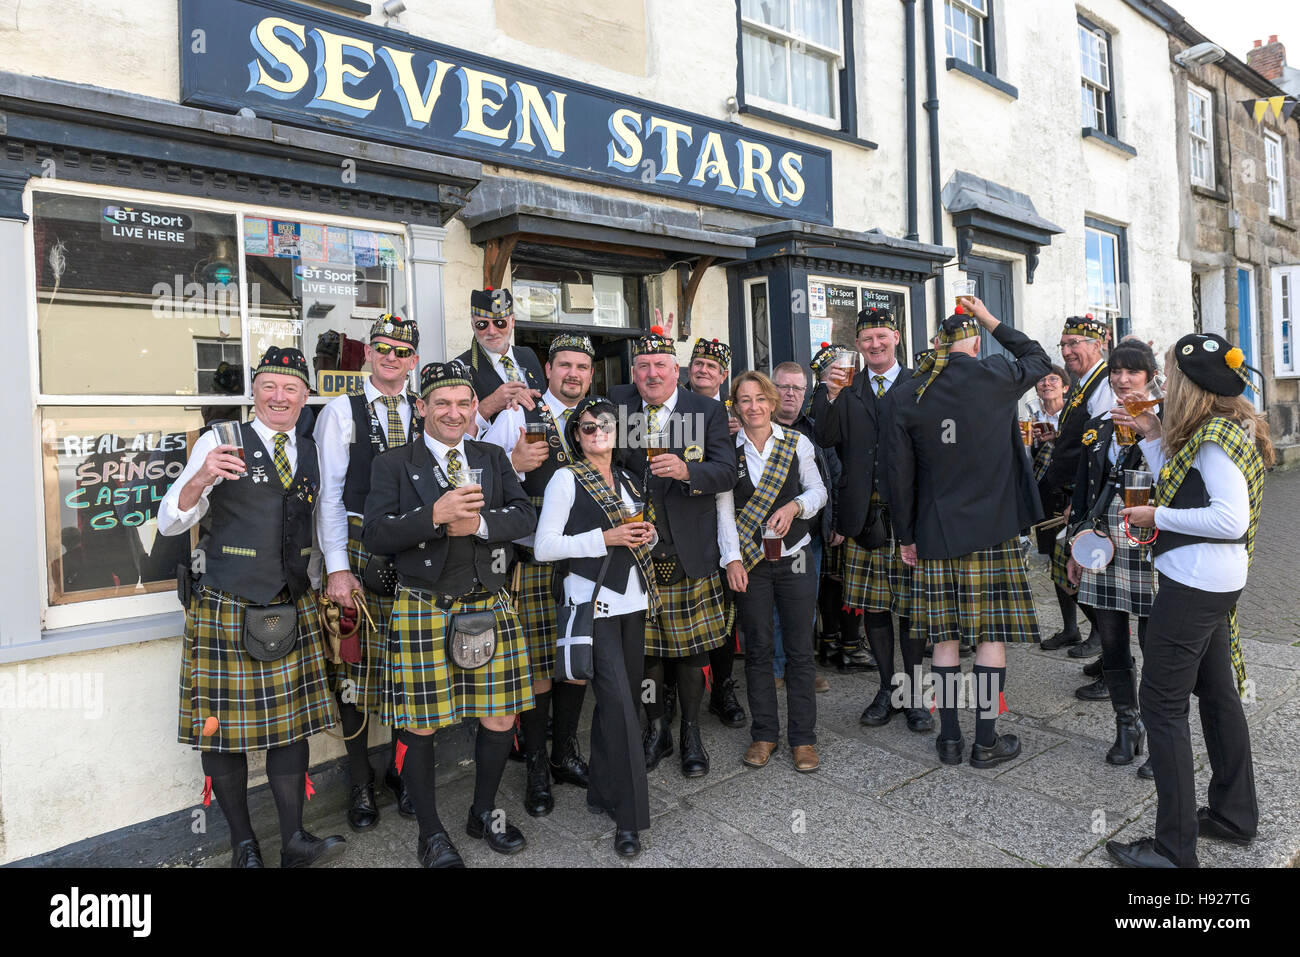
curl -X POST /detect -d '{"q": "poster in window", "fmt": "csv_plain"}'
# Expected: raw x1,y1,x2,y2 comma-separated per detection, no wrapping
808,281,826,319
326,226,352,265
351,231,378,268
822,282,859,353
270,220,300,258
299,223,326,261
243,218,270,256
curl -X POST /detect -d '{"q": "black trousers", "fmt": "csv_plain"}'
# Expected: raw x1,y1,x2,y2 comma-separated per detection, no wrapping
734,554,818,746
588,612,651,832
1140,574,1257,867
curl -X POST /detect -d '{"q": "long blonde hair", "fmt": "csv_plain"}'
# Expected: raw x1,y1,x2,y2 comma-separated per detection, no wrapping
1161,348,1275,467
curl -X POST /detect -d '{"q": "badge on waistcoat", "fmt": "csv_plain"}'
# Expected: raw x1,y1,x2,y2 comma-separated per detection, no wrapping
684,445,704,462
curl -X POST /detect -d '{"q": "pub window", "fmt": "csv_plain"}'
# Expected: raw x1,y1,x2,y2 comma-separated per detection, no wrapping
1078,19,1115,136
806,276,909,364
745,278,771,375
511,263,638,328
1085,221,1129,340
195,337,244,395
944,0,989,72
739,0,844,127
1188,84,1214,189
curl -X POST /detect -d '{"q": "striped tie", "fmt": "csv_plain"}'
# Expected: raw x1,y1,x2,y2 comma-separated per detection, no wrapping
272,432,293,488
557,408,573,452
874,375,887,398
499,354,524,383
445,448,464,487
380,395,404,446
644,405,663,526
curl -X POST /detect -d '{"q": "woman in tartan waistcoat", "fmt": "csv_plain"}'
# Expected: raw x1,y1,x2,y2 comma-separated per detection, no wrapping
1064,341,1160,770
718,372,827,774
1107,334,1274,869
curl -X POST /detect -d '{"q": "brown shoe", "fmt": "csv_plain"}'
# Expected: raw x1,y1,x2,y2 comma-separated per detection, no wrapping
774,676,785,689
814,675,830,693
743,741,778,768
792,745,820,773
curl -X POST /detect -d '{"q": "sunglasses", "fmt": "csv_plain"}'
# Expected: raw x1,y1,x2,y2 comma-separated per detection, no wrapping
579,421,616,435
474,318,511,331
371,342,415,358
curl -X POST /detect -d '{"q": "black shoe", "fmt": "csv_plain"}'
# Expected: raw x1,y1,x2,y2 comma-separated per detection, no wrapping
835,641,875,674
679,719,710,778
1040,627,1082,651
466,808,527,855
643,716,673,771
1082,656,1103,678
708,678,747,728
859,687,897,727
1106,837,1180,868
1197,807,1254,846
1107,710,1146,766
904,707,935,733
550,735,590,789
347,781,380,831
816,634,840,666
664,683,678,721
231,838,264,868
385,766,416,818
279,829,346,868
1067,631,1102,658
1137,757,1155,779
959,643,974,658
524,751,554,817
1075,675,1111,701
418,831,465,868
614,830,641,858
936,737,964,766
970,734,1022,769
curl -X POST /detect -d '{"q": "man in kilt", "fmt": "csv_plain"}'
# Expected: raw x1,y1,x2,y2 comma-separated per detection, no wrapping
888,298,1048,767
160,346,344,869
457,286,546,427
314,314,422,830
1040,316,1114,657
363,360,537,867
610,326,738,778
481,333,595,817
813,308,932,732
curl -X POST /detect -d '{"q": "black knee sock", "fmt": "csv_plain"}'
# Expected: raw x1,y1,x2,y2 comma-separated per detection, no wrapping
972,664,1006,748
471,726,516,818
265,739,309,848
864,610,895,693
818,578,843,638
839,606,861,647
1136,615,1147,654
899,631,925,709
397,730,443,842
709,641,735,690
201,751,254,846
550,682,585,750
336,698,371,787
1054,585,1078,634
676,653,707,723
519,689,551,756
1079,601,1098,633
663,658,678,692
644,657,665,721
931,665,962,742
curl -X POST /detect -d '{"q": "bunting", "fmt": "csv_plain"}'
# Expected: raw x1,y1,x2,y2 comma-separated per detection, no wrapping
1240,95,1298,123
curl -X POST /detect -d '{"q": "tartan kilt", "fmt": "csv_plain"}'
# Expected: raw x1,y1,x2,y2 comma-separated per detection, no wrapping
177,586,335,753
842,538,912,617
823,541,844,581
644,572,728,658
382,587,534,730
324,517,394,711
912,538,1041,645
1050,530,1074,591
1077,499,1155,617
512,558,559,680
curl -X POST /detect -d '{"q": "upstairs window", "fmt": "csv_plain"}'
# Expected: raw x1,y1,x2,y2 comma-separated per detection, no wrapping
740,0,845,126
1188,84,1214,188
944,0,989,72
1079,20,1114,135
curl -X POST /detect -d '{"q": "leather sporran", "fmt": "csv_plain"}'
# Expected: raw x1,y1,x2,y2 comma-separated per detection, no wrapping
852,504,888,550
243,602,298,662
449,610,496,669
362,554,399,596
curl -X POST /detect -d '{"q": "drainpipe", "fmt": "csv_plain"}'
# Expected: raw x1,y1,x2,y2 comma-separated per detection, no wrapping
922,0,944,327
903,0,919,243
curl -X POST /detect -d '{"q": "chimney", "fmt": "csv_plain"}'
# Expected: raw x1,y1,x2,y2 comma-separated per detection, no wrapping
1247,36,1286,81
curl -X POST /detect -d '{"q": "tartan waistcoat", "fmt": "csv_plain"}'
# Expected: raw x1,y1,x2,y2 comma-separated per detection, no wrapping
200,423,320,604
562,469,638,594
340,390,418,513
734,446,809,550
520,402,571,507
1150,467,1247,557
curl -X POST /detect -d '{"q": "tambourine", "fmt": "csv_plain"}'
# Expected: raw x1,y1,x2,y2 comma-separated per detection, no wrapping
1122,515,1158,547
1069,527,1115,571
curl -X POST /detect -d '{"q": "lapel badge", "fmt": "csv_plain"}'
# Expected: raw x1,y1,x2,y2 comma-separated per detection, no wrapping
684,445,704,462
1081,429,1098,447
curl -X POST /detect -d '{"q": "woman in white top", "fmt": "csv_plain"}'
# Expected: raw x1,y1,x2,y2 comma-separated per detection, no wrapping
533,396,659,860
1106,333,1274,869
718,371,827,774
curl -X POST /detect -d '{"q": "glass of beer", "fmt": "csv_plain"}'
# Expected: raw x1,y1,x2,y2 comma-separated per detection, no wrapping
1124,470,1153,508
1019,418,1033,448
524,423,548,444
952,279,977,311
1113,418,1137,447
834,348,857,387
762,524,784,561
646,429,669,460
1122,380,1165,419
462,468,484,490
620,500,644,525
210,420,246,464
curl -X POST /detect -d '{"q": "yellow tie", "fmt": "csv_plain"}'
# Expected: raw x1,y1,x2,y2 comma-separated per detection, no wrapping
557,408,573,453
874,375,887,398
272,432,293,489
644,405,663,526
499,354,524,384
380,395,404,446
445,448,464,487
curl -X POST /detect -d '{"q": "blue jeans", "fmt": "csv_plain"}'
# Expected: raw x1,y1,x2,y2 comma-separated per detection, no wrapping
773,536,822,679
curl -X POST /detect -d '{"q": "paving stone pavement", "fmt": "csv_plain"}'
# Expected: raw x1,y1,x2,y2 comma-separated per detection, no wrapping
198,469,1300,869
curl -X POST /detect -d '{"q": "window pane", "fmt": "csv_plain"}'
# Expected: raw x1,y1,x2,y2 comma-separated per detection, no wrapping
41,406,205,605
34,192,242,396
790,45,836,118
1079,27,1108,88
749,282,771,375
793,0,840,50
742,28,789,105
741,0,789,32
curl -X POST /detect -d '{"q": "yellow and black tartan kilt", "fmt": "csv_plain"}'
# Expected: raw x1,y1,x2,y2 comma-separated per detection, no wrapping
325,517,394,711
823,541,844,581
177,586,335,753
912,538,1041,645
512,559,559,680
842,538,912,617
1050,527,1074,591
382,587,534,731
644,572,728,658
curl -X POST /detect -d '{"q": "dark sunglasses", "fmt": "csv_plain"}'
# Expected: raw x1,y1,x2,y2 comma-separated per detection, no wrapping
371,342,415,358
474,318,511,331
579,421,616,435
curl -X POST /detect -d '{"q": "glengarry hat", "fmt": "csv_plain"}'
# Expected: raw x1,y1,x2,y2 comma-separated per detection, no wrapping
369,313,419,348
549,333,595,360
633,324,676,357
419,360,473,399
856,307,898,333
691,337,732,369
471,287,513,320
810,342,841,377
254,346,310,385
1062,314,1108,340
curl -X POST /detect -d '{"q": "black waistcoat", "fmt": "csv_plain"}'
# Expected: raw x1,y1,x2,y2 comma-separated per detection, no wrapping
561,467,641,594
339,390,419,514
1044,362,1109,498
1151,467,1248,557
734,441,809,551
520,402,573,506
200,422,320,603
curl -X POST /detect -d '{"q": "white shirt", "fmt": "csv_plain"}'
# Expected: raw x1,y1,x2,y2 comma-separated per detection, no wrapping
423,432,490,540
864,361,901,397
533,468,648,618
642,387,680,418
1080,358,1116,420
717,424,827,567
158,416,314,537
1139,435,1250,592
481,389,578,475
315,378,415,575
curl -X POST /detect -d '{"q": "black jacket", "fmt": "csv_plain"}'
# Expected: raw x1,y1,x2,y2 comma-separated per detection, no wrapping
887,324,1049,560
455,339,546,419
609,384,738,579
1068,416,1147,522
361,436,536,593
1039,362,1109,516
810,365,913,538
787,408,839,542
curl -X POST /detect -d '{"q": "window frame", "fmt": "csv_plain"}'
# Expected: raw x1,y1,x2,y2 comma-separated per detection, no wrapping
1272,265,1300,378
743,276,772,376
1265,129,1287,218
1187,83,1215,189
944,0,993,75
1078,17,1116,138
1083,218,1130,341
737,0,849,131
